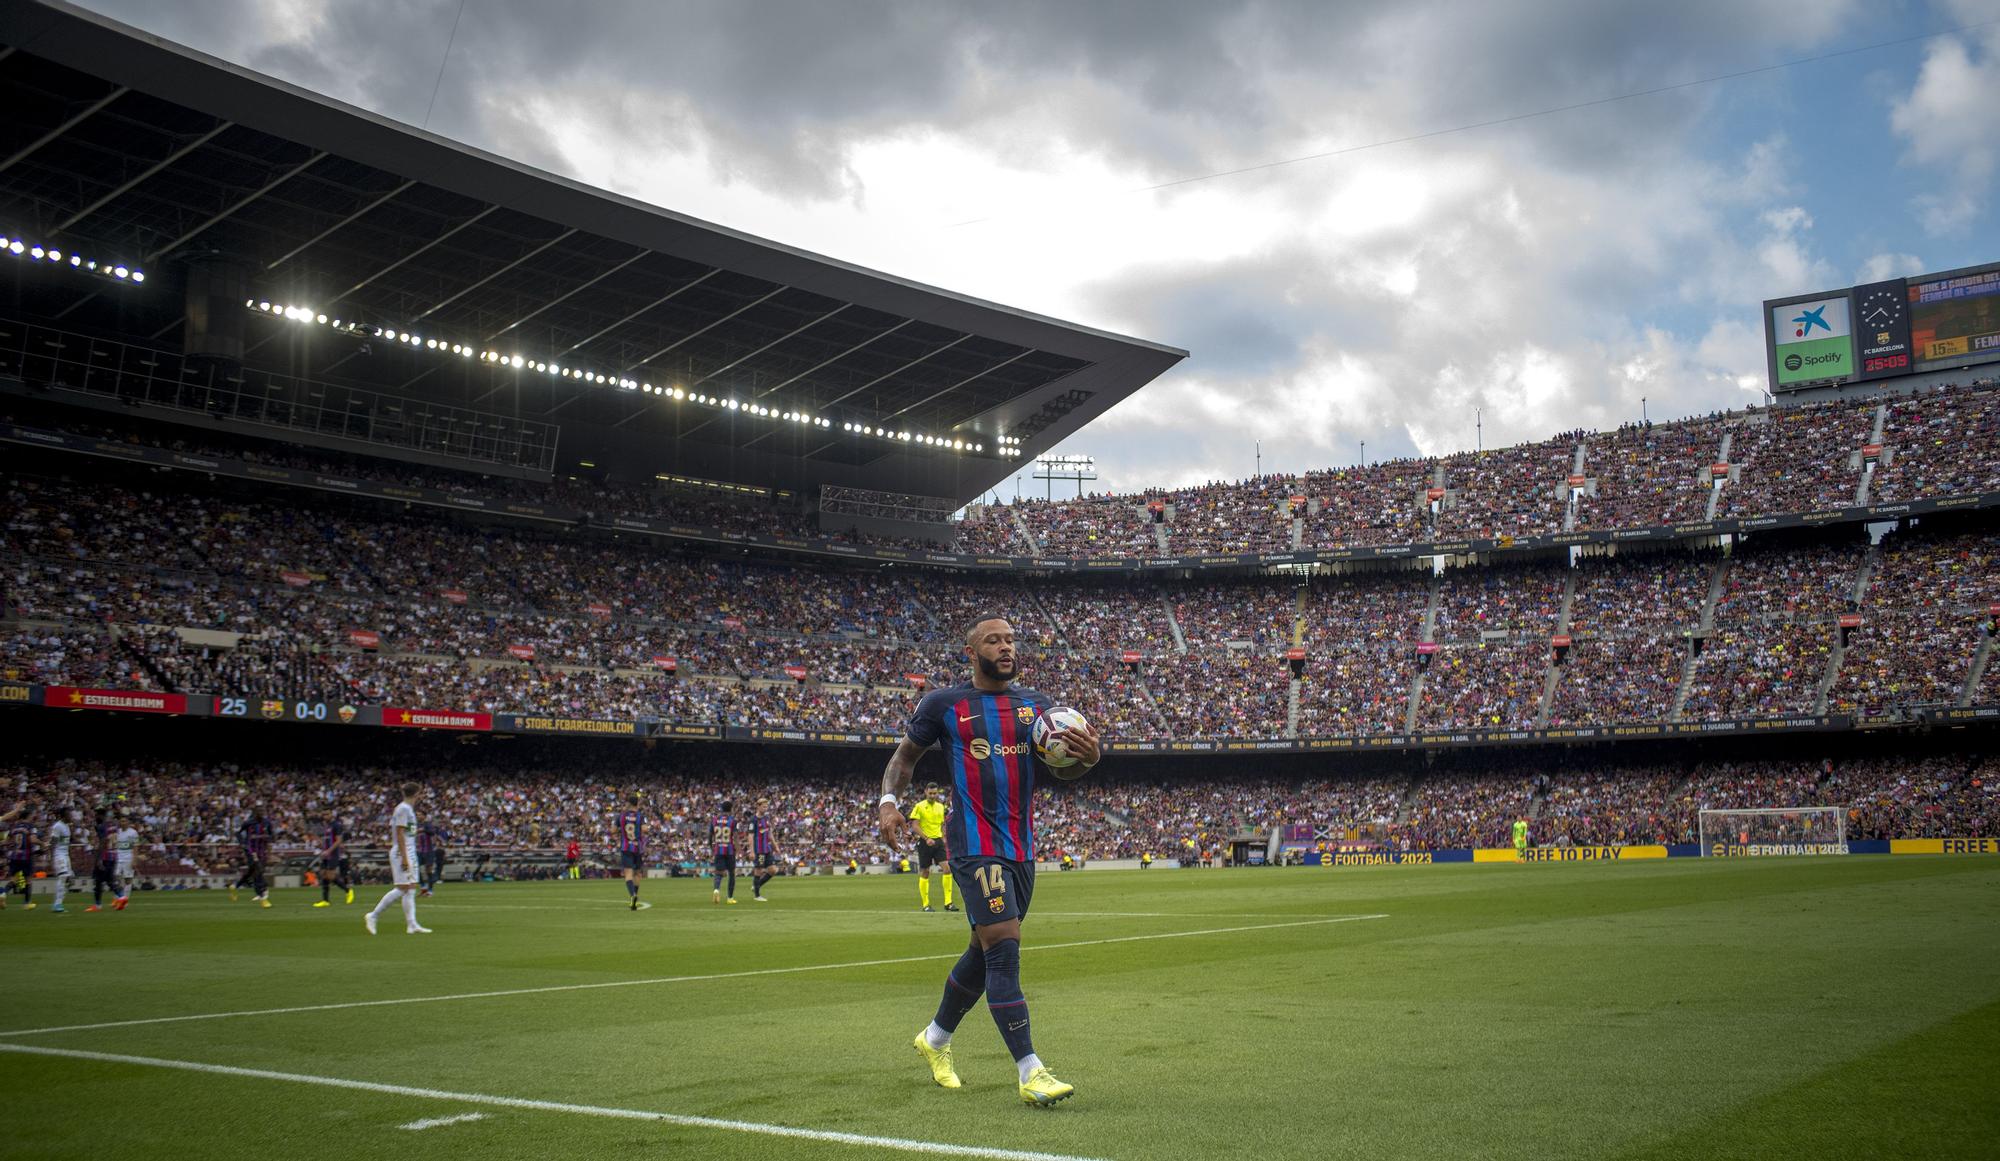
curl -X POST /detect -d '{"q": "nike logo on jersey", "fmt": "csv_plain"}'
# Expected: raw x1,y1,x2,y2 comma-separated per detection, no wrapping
959,715,976,723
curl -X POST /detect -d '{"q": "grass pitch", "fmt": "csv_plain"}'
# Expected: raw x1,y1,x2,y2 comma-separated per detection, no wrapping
2,857,1996,1160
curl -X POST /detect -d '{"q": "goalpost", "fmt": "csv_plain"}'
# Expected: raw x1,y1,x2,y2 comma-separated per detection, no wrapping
1697,807,1848,857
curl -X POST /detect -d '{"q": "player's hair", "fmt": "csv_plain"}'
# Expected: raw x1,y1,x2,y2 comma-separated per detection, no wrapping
963,613,1010,644
721,800,734,813
399,782,419,801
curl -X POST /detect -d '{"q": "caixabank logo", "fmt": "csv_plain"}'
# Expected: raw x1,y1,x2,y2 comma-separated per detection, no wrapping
1771,296,1853,385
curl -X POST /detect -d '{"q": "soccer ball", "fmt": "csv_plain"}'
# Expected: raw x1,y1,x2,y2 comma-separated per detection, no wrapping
1032,706,1091,776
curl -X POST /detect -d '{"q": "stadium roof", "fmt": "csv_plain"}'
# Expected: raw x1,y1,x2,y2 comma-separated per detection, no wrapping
0,0,1185,499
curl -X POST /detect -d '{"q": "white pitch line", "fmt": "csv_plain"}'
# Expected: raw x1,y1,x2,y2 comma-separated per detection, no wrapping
0,914,1387,1039
400,1111,488,1131
0,1044,1105,1161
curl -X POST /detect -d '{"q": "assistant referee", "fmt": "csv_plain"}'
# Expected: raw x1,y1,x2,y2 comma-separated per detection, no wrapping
909,783,954,912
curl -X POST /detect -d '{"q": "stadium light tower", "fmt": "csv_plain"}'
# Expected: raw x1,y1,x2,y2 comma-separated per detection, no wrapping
1033,454,1097,499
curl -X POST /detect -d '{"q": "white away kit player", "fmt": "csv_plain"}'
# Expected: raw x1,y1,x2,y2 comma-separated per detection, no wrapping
365,783,430,935
48,808,72,913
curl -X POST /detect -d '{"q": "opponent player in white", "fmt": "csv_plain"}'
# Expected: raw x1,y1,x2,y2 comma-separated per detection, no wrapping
113,818,139,909
48,807,72,913
364,783,430,935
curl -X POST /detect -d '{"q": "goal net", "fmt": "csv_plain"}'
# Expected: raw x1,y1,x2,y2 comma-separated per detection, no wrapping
1698,807,1848,857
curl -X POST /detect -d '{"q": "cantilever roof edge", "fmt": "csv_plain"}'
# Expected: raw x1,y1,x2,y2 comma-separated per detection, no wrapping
1,0,1190,374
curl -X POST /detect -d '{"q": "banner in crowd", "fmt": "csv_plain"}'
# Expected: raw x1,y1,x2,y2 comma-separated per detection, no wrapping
3,680,1994,761
1887,838,2000,855
43,686,187,714
1304,850,1471,865
9,422,2000,576
1474,845,1668,862
382,706,492,731
495,714,640,736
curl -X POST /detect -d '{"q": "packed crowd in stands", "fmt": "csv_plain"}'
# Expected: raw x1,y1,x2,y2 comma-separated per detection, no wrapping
5,398,2000,737
1573,417,1724,530
13,380,2000,567
6,747,1991,877
1547,634,1687,726
4,464,1997,734
1711,400,1874,517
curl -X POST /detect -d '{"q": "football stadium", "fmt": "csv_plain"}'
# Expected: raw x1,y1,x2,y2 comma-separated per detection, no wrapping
2,3,1998,1158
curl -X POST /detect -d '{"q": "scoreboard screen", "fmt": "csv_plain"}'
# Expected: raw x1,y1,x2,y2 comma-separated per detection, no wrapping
1764,258,2000,392
1909,266,2000,371
214,696,360,723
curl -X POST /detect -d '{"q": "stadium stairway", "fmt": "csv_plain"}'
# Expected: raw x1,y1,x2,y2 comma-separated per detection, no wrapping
1704,431,1734,521
1671,558,1732,721
1854,404,1890,506
1962,634,1997,707
1534,566,1580,727
1563,442,1587,533
1285,581,1307,737
1812,545,1880,714
1152,520,1170,554
1161,596,1189,655
108,623,180,692
1404,575,1443,734
1010,507,1042,555
1133,677,1171,736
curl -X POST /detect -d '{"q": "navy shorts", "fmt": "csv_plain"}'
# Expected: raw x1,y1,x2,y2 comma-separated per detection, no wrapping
713,853,736,874
951,856,1034,927
756,853,777,870
620,851,644,871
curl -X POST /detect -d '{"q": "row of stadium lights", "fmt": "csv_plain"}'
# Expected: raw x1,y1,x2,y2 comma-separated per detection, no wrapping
244,297,1003,453
0,234,145,282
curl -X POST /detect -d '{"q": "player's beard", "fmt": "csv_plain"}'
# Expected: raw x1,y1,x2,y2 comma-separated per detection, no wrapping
975,654,1016,684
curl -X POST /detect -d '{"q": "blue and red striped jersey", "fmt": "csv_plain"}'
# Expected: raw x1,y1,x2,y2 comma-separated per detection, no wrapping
320,820,345,858
236,817,272,859
709,816,735,858
750,816,775,855
6,820,33,861
614,810,644,853
905,683,1052,861
416,823,442,855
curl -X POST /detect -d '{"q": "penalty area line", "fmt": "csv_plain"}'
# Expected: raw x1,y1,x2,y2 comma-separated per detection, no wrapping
0,914,1387,1039
0,1044,1105,1161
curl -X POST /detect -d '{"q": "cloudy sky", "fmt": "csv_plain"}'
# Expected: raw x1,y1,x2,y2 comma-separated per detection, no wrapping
79,0,2000,496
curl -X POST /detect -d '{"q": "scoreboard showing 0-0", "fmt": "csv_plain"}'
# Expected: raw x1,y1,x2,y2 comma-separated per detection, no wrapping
1763,258,2000,393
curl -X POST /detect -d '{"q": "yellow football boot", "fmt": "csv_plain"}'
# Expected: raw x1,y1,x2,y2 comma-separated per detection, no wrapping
912,1033,961,1089
1018,1066,1073,1106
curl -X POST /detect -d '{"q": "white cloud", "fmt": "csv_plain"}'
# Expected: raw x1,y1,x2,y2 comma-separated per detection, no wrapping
1889,22,2000,234
71,0,1898,495
1854,252,1928,283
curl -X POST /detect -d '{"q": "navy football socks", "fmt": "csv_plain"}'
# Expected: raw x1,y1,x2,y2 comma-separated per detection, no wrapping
983,938,1035,1061
932,942,988,1035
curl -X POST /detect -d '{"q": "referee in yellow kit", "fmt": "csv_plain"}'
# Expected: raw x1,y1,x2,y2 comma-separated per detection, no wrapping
909,783,955,912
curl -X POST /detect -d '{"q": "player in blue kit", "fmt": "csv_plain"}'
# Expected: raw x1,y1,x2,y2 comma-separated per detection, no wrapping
747,799,779,902
880,615,1100,1106
709,803,737,905
614,794,647,910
